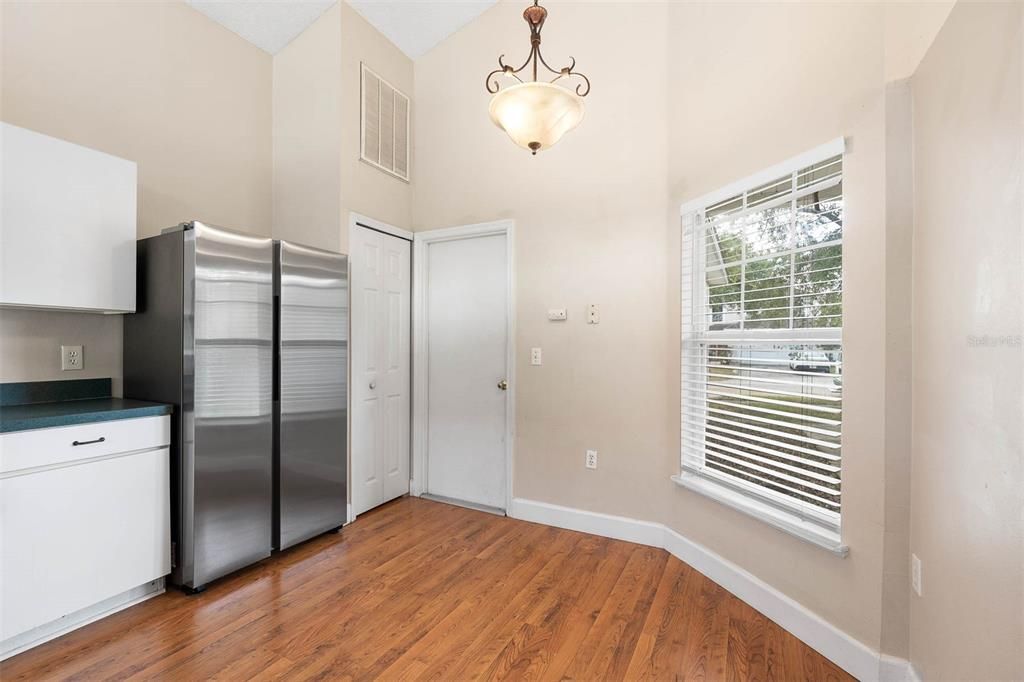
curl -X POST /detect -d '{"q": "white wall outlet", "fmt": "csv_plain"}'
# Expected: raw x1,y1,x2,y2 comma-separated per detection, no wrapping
547,308,567,321
61,345,84,371
587,304,600,324
585,449,598,469
911,553,922,596
530,347,543,366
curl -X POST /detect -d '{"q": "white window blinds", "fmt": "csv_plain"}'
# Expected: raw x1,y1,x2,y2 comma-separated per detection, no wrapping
681,143,844,532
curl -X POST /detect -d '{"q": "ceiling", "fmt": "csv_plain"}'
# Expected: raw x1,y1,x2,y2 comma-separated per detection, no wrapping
186,0,497,59
187,0,337,55
347,1,497,59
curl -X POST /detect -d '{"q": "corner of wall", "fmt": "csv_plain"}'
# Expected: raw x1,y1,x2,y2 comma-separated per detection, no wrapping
879,78,914,659
906,2,1024,677
270,2,344,252
338,1,414,241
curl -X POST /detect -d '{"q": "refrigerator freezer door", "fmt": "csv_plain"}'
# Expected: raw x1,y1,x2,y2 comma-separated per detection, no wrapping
276,241,348,550
187,222,274,588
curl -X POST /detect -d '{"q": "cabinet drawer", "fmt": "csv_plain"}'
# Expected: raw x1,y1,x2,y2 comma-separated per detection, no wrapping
0,416,169,476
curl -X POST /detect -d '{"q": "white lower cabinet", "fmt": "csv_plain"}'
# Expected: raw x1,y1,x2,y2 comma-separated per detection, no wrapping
0,416,170,647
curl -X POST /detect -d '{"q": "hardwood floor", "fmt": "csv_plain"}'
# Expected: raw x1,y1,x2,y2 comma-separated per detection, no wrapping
2,497,852,681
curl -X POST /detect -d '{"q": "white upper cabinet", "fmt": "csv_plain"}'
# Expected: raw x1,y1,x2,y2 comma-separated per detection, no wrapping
1,123,137,313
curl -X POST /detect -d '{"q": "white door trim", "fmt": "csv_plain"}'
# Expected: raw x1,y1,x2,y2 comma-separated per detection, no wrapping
349,211,414,242
411,219,516,511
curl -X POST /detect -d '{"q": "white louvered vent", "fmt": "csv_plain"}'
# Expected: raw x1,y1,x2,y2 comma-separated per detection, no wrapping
681,142,845,535
361,62,410,182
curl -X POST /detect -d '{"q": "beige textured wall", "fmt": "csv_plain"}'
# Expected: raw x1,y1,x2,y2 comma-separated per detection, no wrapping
909,1,1024,678
415,0,905,652
415,0,673,522
883,0,956,82
1,1,272,239
0,309,124,393
0,1,273,393
272,1,412,254
880,79,914,658
273,3,343,252
665,1,890,650
339,1,414,248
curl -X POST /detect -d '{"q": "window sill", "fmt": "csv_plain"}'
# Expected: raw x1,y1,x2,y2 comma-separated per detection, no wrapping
671,472,849,557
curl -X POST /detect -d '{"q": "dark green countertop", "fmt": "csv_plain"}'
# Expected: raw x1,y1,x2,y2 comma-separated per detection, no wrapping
0,398,172,433
0,379,172,433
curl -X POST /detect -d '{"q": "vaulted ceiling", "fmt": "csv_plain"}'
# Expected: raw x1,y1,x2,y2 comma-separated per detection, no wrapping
186,1,337,54
185,0,497,58
347,1,497,59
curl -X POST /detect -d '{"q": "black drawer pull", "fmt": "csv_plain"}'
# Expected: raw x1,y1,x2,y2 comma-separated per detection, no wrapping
72,437,106,446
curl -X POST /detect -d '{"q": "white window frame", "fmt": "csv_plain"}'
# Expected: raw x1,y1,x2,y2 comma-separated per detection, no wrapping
675,138,849,556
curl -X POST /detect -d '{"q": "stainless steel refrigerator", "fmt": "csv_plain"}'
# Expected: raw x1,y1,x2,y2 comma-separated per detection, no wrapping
273,240,348,550
124,221,274,592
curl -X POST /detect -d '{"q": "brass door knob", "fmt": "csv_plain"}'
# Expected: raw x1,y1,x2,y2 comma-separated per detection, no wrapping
497,379,508,391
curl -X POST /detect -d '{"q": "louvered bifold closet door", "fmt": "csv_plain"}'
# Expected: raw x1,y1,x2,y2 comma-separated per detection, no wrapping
360,63,410,182
681,154,844,529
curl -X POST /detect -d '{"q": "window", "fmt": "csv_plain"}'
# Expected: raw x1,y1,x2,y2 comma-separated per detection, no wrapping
679,140,845,552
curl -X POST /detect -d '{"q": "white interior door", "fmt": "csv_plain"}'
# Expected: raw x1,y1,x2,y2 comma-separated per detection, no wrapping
425,233,508,510
351,223,411,516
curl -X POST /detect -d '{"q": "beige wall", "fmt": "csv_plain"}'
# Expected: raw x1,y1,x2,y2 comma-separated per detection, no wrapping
883,0,956,82
881,79,914,658
0,0,273,393
1,1,272,239
0,309,124,392
271,1,412,253
415,0,673,523
273,3,343,252
665,0,892,651
339,1,413,248
415,0,907,652
909,1,1024,678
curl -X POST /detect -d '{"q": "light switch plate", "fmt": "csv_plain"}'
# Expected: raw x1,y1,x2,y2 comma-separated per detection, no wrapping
530,347,542,366
61,345,84,371
587,304,600,324
547,308,567,321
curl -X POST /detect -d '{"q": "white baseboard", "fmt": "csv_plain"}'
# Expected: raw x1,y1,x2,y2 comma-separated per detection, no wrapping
510,497,665,548
880,654,921,682
0,578,165,661
509,497,914,682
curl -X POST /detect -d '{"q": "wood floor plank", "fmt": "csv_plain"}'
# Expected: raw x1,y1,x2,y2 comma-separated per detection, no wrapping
1,497,854,682
419,527,582,680
475,534,611,680
500,535,628,681
564,545,668,681
622,554,689,680
370,523,550,679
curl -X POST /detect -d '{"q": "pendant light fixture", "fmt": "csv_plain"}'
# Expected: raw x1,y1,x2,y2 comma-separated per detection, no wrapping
485,0,591,155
